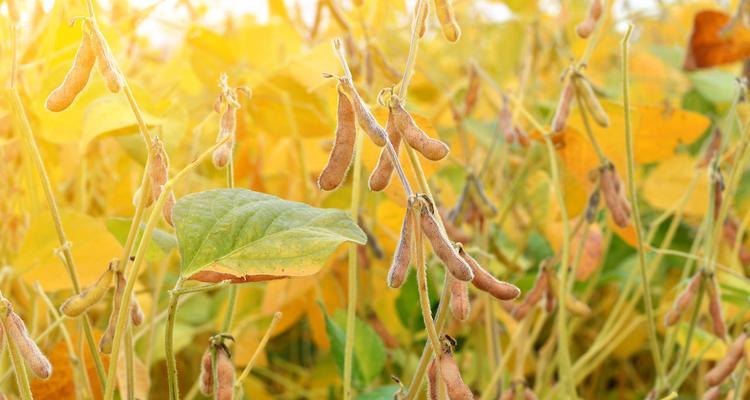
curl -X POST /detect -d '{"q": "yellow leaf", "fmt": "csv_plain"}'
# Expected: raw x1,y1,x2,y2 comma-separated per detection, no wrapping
14,209,122,291
643,154,709,218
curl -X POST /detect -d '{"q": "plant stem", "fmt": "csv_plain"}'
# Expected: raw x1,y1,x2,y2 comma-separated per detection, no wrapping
222,139,238,334
6,88,107,386
104,138,229,400
166,277,184,400
343,127,365,400
621,24,666,388
235,312,282,396
125,327,135,400
397,0,423,100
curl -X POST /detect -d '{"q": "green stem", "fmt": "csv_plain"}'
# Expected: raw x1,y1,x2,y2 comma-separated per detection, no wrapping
234,312,282,397
104,138,229,400
621,24,666,388
343,128,365,400
125,327,135,400
166,277,184,400
222,143,238,333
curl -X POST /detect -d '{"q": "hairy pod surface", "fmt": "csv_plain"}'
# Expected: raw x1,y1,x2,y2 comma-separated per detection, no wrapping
319,87,357,191
416,0,429,38
438,350,473,400
576,0,603,38
60,263,114,317
369,109,401,191
148,137,170,205
664,272,703,326
448,275,470,321
706,277,726,339
100,271,127,354
392,100,449,161
434,0,461,42
427,356,439,400
5,309,52,379
45,32,96,112
575,76,609,127
459,247,520,300
216,346,235,400
419,207,473,281
599,163,632,228
85,20,123,93
552,79,575,133
199,348,213,396
705,332,746,386
387,210,413,288
339,79,387,146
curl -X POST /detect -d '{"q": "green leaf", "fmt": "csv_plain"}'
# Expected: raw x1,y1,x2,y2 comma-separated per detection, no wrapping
173,189,366,280
688,70,736,105
106,217,177,262
323,308,387,388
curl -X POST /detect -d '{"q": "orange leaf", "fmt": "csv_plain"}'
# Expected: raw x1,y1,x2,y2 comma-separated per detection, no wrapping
684,10,750,70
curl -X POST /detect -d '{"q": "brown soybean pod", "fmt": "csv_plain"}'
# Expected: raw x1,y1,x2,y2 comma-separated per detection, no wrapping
319,87,356,191
706,277,726,339
600,164,631,228
419,207,474,281
130,295,145,326
5,310,52,379
459,247,520,300
439,350,473,400
392,101,449,161
369,109,401,191
339,79,387,146
100,272,127,354
216,347,235,400
45,32,96,112
512,268,548,319
163,190,176,227
705,332,746,386
703,386,721,400
664,272,703,326
149,137,170,205
434,0,461,42
552,79,575,133
387,210,413,288
416,0,429,38
199,348,213,396
463,64,480,117
213,105,237,169
427,356,439,400
575,76,609,127
85,20,122,93
448,275,470,321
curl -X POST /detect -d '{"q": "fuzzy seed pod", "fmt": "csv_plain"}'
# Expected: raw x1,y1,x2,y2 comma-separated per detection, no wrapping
706,277,726,339
439,207,471,244
437,348,472,399
703,386,721,400
339,79,387,146
585,190,600,223
148,137,170,206
3,304,52,379
388,210,413,288
199,346,234,399
543,274,556,313
463,63,480,117
199,348,213,396
419,206,474,281
212,144,232,169
552,79,575,133
458,247,520,301
130,296,144,326
434,0,461,42
213,104,237,169
85,20,122,93
100,272,127,354
564,295,591,317
392,100,449,161
576,0,603,39
319,87,357,190
664,272,703,327
163,190,176,227
416,0,429,38
60,262,115,317
427,356,439,400
45,32,96,112
448,275,470,321
705,332,747,386
599,163,632,228
512,267,549,320
574,75,609,127
369,108,401,191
